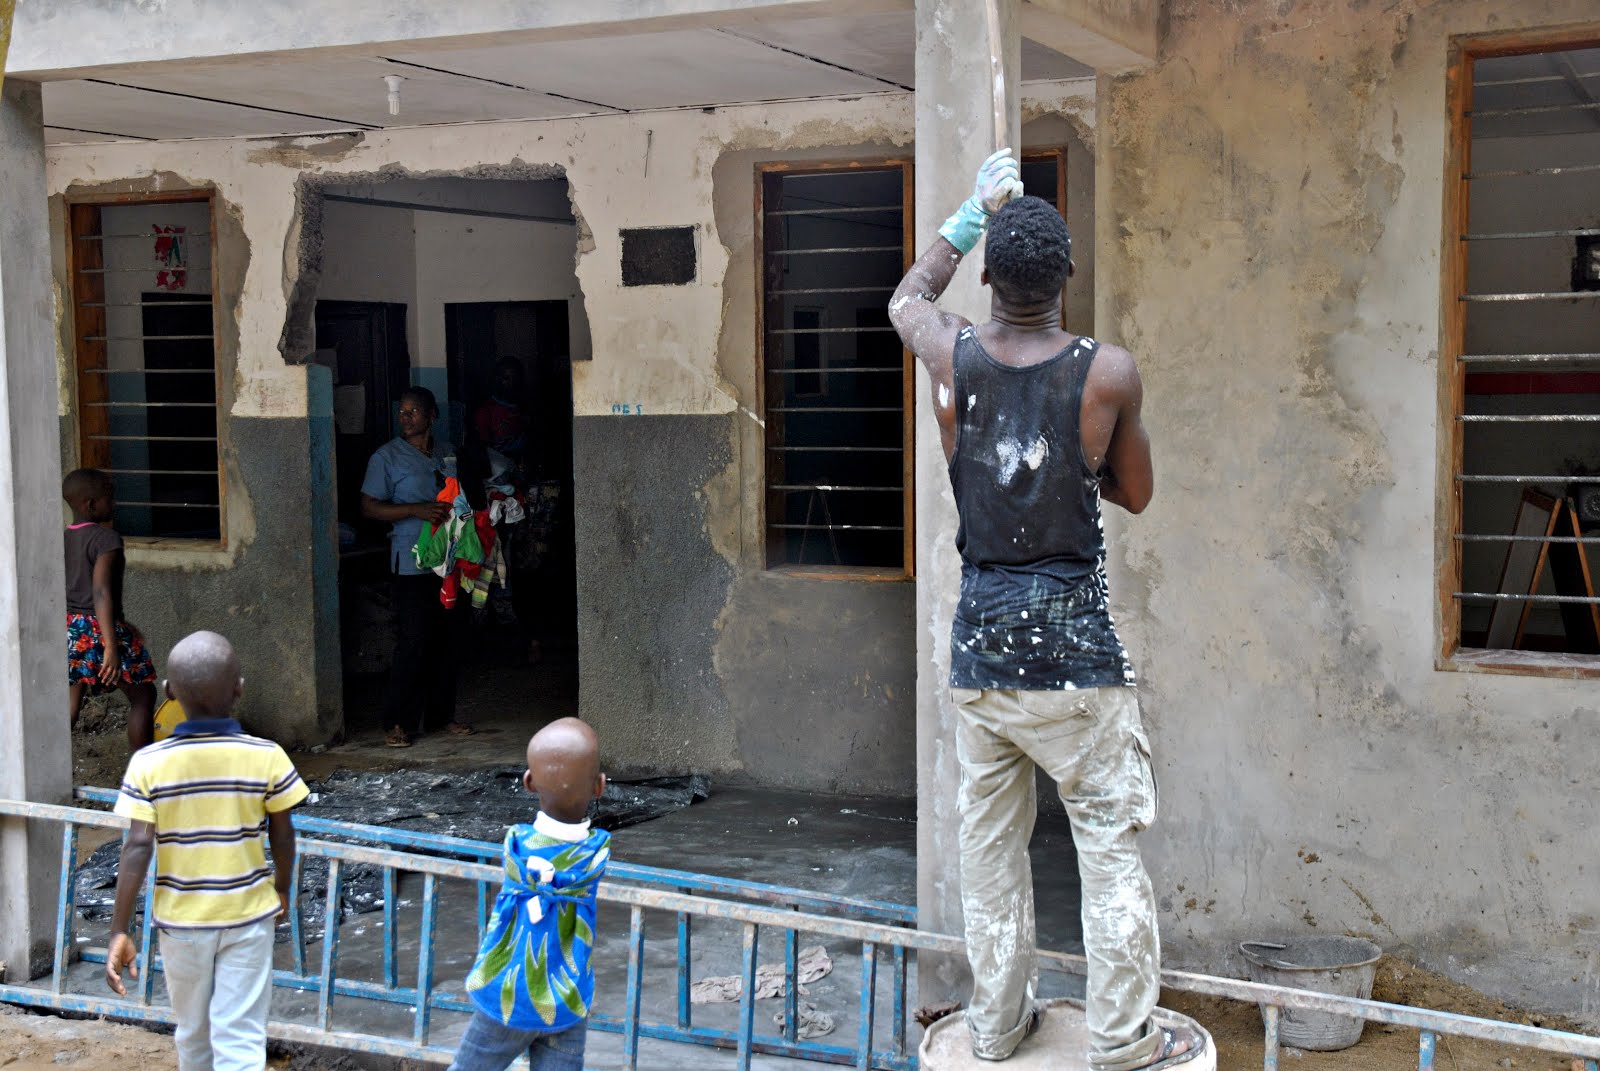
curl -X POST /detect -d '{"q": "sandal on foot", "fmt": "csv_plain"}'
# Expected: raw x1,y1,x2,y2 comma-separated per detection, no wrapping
444,721,477,737
384,726,412,748
1129,1025,1206,1071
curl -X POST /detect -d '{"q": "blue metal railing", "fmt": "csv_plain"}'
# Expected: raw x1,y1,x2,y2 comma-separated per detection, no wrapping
27,788,917,1069
3,795,1600,1071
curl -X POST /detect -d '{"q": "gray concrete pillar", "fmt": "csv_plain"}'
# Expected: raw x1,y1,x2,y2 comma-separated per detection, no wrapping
914,0,1020,1005
0,79,73,981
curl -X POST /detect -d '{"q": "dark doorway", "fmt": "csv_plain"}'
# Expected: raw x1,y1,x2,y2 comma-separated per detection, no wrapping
445,301,578,655
314,300,411,535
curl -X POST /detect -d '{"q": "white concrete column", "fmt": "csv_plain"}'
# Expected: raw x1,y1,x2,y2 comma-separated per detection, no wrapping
0,79,73,981
914,0,1020,1004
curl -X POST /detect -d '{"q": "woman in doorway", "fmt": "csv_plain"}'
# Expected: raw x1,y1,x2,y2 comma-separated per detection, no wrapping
359,386,476,747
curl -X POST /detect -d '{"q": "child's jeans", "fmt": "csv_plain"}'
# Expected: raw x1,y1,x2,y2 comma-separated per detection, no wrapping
448,1012,587,1071
157,917,276,1071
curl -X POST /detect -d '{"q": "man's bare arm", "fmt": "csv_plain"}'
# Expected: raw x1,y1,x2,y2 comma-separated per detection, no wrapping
889,237,971,381
1098,351,1154,514
889,149,1023,419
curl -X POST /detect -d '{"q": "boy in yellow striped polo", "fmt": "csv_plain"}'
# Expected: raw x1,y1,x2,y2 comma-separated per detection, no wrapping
105,630,308,1071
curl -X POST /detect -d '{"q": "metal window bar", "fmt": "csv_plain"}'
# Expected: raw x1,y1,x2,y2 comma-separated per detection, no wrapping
83,368,216,374
768,446,903,453
85,401,217,408
87,434,219,442
768,367,903,374
770,408,904,414
113,501,219,510
1456,592,1600,604
1458,415,1600,422
1457,534,1600,544
1459,353,1600,364
81,301,215,308
769,287,898,296
766,206,902,217
772,485,903,492
774,524,905,532
1467,162,1600,178
1471,99,1600,118
1457,474,1585,482
768,327,899,335
76,232,213,240
75,267,212,274
767,246,904,256
1475,70,1600,88
103,468,219,476
1460,292,1600,302
1463,227,1600,240
83,334,215,341
6,798,1600,1071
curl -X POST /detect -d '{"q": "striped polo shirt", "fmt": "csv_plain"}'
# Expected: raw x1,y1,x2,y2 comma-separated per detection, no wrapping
114,718,309,929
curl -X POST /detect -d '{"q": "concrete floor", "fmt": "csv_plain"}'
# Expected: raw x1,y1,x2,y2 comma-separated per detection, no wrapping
60,786,1088,1069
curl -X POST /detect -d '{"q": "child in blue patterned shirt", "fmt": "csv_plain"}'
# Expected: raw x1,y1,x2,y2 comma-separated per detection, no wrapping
450,718,610,1071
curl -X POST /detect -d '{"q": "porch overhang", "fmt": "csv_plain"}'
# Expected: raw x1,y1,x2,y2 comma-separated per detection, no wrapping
1020,0,1164,72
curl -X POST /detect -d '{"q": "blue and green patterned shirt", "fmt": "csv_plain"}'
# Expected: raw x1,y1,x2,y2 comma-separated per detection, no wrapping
465,813,611,1031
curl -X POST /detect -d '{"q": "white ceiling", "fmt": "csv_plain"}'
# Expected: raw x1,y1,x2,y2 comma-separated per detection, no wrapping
39,12,1093,145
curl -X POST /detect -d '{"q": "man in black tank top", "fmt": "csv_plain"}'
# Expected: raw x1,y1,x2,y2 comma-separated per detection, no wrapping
889,155,1201,1071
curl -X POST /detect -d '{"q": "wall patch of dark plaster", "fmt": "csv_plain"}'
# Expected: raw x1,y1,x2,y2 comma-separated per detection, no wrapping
620,226,696,286
573,414,735,775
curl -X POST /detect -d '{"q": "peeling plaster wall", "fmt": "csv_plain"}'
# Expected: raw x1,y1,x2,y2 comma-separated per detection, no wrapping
43,83,1096,794
1099,0,1600,1021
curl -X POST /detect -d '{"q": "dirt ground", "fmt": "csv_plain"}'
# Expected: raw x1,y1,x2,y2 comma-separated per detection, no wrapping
0,1003,377,1071
1161,956,1590,1071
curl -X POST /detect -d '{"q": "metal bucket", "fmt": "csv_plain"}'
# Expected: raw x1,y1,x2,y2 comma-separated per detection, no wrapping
1240,937,1382,1051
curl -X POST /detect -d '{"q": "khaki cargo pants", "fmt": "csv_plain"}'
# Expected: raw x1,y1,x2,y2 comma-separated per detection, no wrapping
951,685,1165,1069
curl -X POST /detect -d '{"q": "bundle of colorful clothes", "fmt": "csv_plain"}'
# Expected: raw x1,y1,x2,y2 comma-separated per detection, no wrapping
412,476,509,610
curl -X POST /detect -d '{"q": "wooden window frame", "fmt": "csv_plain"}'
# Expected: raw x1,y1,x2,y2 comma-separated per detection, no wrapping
1438,25,1600,679
66,189,226,549
756,158,915,582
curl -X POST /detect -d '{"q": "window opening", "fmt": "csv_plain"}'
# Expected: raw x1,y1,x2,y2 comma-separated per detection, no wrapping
1446,39,1600,658
760,163,912,574
69,195,222,542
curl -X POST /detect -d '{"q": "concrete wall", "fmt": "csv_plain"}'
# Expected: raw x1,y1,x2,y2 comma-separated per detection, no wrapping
1097,0,1600,1021
43,82,1097,794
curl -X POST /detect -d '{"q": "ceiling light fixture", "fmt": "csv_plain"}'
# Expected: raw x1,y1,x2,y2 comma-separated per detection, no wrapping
384,75,405,117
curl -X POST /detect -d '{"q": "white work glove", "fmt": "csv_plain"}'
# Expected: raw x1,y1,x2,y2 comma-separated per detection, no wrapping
939,149,1024,254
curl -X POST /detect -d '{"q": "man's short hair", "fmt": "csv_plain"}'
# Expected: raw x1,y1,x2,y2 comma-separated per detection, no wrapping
984,196,1072,306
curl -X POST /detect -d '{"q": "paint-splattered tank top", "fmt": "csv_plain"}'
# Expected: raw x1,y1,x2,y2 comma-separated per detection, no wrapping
947,327,1135,690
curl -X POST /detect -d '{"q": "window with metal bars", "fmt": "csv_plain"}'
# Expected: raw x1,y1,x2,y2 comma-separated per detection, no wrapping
68,194,222,543
1444,37,1600,660
760,163,912,575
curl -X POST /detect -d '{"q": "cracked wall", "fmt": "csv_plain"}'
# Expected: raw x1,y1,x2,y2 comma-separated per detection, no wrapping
1099,0,1600,1021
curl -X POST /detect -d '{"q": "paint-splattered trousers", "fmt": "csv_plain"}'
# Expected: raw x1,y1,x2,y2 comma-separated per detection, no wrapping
952,685,1165,1069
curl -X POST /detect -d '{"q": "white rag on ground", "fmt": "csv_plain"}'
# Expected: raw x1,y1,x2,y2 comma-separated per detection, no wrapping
689,945,833,1004
774,1001,836,1039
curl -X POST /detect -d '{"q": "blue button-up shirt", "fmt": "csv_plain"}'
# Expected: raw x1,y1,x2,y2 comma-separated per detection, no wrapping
361,436,454,575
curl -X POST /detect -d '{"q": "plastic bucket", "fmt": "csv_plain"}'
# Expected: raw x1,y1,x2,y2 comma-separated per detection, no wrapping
1240,937,1382,1051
